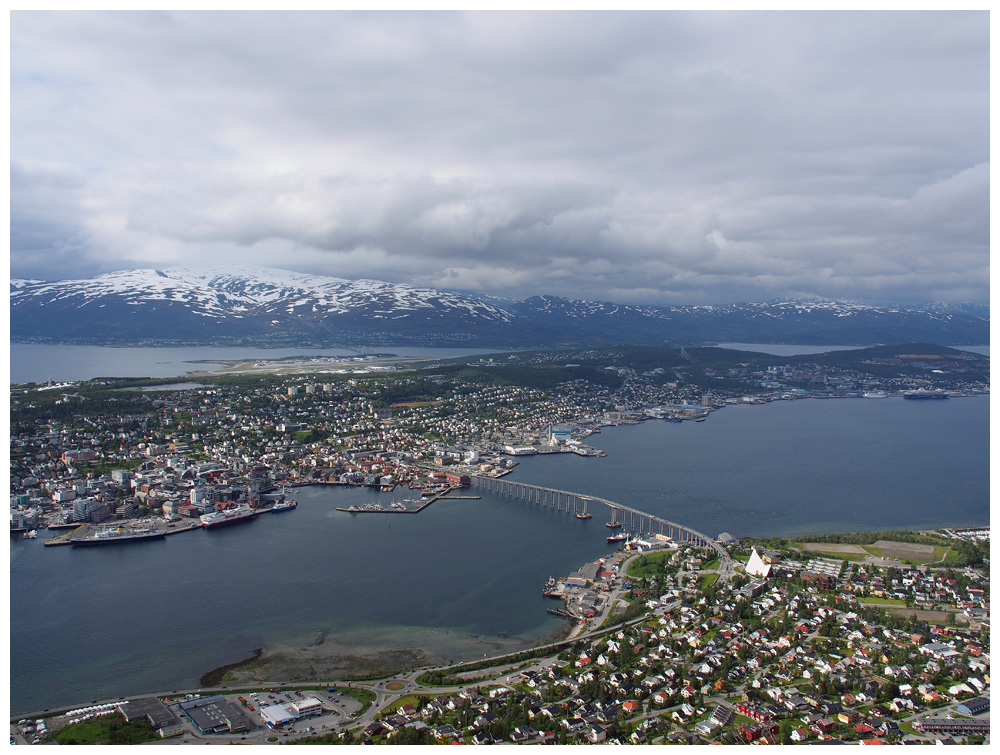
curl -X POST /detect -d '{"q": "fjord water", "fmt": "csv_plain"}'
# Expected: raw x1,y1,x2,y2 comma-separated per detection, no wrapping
8,344,509,384
9,395,988,714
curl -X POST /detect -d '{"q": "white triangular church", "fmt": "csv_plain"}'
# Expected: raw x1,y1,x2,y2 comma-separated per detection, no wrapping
746,547,772,578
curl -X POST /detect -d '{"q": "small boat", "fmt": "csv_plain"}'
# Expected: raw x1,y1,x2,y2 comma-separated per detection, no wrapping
22,530,37,540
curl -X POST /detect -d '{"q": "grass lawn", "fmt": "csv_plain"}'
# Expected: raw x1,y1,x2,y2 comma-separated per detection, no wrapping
341,686,376,711
627,552,675,579
808,551,867,562
943,548,964,564
380,695,423,716
700,573,719,589
898,721,919,736
48,715,159,745
703,559,721,571
860,597,907,606
931,545,950,562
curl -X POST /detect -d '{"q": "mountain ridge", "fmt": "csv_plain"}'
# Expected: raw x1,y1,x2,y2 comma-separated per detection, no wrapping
10,267,990,347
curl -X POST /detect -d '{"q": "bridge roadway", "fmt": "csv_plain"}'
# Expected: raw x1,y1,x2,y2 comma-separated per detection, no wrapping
471,475,731,565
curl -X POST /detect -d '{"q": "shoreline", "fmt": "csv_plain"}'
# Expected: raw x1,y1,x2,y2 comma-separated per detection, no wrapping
10,386,989,715
10,523,987,719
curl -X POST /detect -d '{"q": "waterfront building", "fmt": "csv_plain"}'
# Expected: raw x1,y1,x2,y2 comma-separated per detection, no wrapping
178,695,250,734
120,698,183,738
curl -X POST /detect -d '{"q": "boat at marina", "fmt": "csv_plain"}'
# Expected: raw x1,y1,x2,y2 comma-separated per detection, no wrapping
199,505,257,528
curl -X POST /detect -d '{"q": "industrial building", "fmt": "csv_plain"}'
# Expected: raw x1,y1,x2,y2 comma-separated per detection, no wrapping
290,697,323,717
178,695,250,734
120,698,183,738
260,704,294,728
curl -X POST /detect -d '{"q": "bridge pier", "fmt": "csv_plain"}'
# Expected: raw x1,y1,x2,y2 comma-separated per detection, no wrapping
469,474,729,565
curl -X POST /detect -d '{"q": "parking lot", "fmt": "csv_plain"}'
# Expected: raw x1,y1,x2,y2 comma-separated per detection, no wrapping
165,686,365,743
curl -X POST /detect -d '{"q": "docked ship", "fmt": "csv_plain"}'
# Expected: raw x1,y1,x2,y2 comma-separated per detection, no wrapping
69,525,166,547
200,505,257,528
542,577,564,598
607,532,628,544
863,391,888,398
903,389,949,400
269,499,298,513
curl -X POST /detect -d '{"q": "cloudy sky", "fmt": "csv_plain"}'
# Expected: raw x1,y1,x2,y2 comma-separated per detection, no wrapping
10,10,989,305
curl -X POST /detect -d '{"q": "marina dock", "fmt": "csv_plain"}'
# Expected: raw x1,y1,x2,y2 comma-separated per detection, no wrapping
335,487,476,514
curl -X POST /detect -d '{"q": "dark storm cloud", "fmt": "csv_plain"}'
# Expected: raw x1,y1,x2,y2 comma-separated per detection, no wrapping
10,10,989,304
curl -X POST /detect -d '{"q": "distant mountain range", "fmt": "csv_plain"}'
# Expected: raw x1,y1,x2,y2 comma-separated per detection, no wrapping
10,267,990,347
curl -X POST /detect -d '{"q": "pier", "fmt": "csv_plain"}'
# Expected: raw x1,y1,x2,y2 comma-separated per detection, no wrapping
335,487,476,514
471,475,731,565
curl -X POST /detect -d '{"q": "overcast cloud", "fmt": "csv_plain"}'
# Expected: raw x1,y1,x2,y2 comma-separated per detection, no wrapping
10,10,989,305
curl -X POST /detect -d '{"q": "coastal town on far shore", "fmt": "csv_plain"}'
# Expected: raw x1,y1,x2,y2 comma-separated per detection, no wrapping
10,344,990,744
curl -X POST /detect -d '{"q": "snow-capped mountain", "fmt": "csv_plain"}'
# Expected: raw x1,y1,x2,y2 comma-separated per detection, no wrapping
10,267,990,347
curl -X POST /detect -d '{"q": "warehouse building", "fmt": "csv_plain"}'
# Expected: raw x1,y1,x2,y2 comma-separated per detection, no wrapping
120,698,183,738
178,695,250,734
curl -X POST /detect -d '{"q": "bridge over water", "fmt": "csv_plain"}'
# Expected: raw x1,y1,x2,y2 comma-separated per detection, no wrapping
471,475,731,564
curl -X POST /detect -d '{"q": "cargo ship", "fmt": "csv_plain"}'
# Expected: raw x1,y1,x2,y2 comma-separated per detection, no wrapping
200,505,257,528
903,390,949,400
69,525,166,547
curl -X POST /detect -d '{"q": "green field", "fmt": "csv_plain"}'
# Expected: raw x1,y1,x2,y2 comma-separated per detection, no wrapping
48,715,159,745
859,597,907,607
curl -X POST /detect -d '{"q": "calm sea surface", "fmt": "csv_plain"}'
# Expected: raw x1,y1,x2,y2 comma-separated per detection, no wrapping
9,395,989,715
